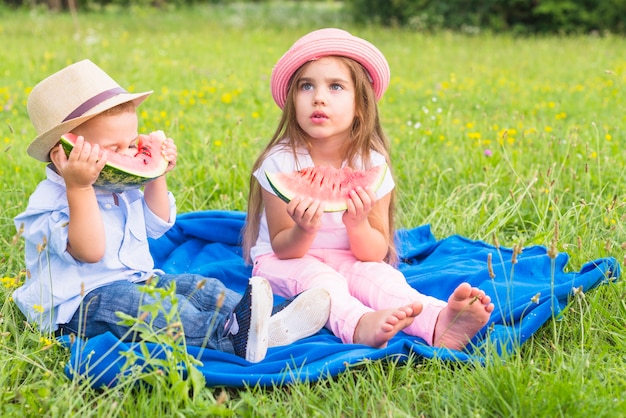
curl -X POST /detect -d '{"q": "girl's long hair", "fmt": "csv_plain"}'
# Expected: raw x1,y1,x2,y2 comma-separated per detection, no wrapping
243,56,397,264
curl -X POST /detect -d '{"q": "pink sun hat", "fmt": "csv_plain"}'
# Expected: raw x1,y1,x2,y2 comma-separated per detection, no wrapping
270,28,390,109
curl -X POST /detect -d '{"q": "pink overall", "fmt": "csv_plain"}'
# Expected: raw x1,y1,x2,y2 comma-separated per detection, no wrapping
253,249,447,344
252,146,447,345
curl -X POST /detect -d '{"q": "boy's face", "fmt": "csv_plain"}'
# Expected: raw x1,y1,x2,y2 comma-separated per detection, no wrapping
71,110,140,157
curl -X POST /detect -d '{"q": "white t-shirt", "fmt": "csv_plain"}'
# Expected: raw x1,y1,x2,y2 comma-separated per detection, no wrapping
250,143,394,261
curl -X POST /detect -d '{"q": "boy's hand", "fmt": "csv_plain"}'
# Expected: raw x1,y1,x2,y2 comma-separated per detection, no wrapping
161,136,177,173
146,131,177,173
49,135,107,189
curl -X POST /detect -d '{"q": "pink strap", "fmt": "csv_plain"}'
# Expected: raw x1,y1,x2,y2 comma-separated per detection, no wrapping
62,87,127,122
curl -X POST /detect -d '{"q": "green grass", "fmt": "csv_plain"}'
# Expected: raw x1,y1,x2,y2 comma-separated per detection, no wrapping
1,3,626,416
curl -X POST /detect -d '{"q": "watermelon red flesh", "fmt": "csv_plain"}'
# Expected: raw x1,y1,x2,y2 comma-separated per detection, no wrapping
265,164,388,212
59,132,168,193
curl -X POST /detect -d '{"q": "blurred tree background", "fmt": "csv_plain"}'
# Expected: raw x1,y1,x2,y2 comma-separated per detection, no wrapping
2,0,625,35
346,0,626,34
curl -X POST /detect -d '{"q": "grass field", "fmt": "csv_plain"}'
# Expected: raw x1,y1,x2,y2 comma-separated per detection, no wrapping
1,3,626,416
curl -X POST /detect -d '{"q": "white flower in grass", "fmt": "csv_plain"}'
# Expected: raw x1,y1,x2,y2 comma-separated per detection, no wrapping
573,285,585,298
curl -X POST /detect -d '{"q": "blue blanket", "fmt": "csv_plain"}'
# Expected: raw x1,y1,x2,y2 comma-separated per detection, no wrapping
61,210,619,388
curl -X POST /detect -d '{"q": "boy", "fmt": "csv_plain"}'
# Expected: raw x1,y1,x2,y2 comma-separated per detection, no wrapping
13,59,330,363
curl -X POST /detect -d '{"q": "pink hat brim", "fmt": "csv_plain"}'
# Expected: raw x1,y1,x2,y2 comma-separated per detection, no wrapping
270,28,390,109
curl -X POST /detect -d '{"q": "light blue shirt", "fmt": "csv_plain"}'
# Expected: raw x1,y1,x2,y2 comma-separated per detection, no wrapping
12,166,176,332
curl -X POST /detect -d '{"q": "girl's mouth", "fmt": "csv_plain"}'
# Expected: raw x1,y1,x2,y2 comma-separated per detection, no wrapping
311,111,328,123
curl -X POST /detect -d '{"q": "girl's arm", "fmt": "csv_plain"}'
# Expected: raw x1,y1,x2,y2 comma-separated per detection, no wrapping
143,135,177,222
343,187,390,262
263,188,323,259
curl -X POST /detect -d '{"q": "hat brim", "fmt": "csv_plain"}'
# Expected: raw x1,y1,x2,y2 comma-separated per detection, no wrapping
270,29,390,109
27,90,152,162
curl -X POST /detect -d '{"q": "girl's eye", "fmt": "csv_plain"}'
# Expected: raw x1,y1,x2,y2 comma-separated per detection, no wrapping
330,83,343,91
300,82,313,91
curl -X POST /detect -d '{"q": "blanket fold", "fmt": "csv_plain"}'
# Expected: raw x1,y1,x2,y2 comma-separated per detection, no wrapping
61,210,619,388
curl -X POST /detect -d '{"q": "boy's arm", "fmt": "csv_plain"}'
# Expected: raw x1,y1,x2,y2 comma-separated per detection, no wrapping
49,138,107,263
143,135,177,222
65,186,106,262
143,176,171,222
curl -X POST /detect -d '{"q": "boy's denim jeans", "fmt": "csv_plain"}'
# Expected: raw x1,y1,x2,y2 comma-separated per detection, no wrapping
58,274,241,354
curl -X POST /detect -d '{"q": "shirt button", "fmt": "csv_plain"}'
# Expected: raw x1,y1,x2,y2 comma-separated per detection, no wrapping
105,204,112,209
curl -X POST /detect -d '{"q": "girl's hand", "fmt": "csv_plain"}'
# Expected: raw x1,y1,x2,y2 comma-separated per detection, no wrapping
286,196,324,234
342,186,376,228
49,135,107,190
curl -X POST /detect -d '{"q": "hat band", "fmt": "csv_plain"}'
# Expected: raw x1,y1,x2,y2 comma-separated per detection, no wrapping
62,86,128,122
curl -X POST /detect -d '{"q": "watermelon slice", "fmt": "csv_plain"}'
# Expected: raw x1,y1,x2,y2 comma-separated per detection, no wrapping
265,164,388,212
59,132,169,193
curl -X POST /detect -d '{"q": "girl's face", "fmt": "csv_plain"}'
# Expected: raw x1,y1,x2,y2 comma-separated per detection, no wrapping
294,56,356,145
72,110,140,157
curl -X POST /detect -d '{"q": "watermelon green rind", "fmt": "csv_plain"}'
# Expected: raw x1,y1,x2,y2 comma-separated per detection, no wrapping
59,133,168,193
265,164,388,213
266,174,298,208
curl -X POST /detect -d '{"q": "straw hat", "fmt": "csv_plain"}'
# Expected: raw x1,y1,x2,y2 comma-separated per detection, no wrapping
270,28,390,109
26,59,152,162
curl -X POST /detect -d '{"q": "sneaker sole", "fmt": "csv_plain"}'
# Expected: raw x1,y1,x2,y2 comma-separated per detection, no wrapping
245,276,273,362
268,288,330,347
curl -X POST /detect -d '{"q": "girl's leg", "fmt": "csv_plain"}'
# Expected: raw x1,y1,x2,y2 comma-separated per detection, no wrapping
432,283,494,350
331,252,447,345
332,253,494,348
253,253,371,344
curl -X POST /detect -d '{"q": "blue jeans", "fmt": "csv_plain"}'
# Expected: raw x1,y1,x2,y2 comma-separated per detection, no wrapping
58,274,241,354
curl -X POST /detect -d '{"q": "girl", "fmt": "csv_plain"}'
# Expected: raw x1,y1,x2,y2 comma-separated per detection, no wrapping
244,28,494,350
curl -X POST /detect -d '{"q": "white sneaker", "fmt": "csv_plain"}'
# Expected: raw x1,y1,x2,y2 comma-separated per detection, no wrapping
268,288,330,347
231,276,273,363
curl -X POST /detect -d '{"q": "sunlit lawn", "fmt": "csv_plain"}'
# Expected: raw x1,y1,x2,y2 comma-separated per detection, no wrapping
1,3,625,416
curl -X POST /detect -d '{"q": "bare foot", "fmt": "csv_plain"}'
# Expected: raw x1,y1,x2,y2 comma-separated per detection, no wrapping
353,302,422,348
433,283,494,350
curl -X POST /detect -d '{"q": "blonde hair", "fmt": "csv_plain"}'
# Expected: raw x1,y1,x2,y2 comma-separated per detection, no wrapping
243,56,397,264
101,100,137,116
71,101,137,133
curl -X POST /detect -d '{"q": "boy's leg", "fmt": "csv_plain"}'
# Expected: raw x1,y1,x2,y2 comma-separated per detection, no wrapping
156,273,241,326
168,273,332,350
59,280,150,340
229,276,273,363
61,274,330,361
267,287,331,347
59,277,237,353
